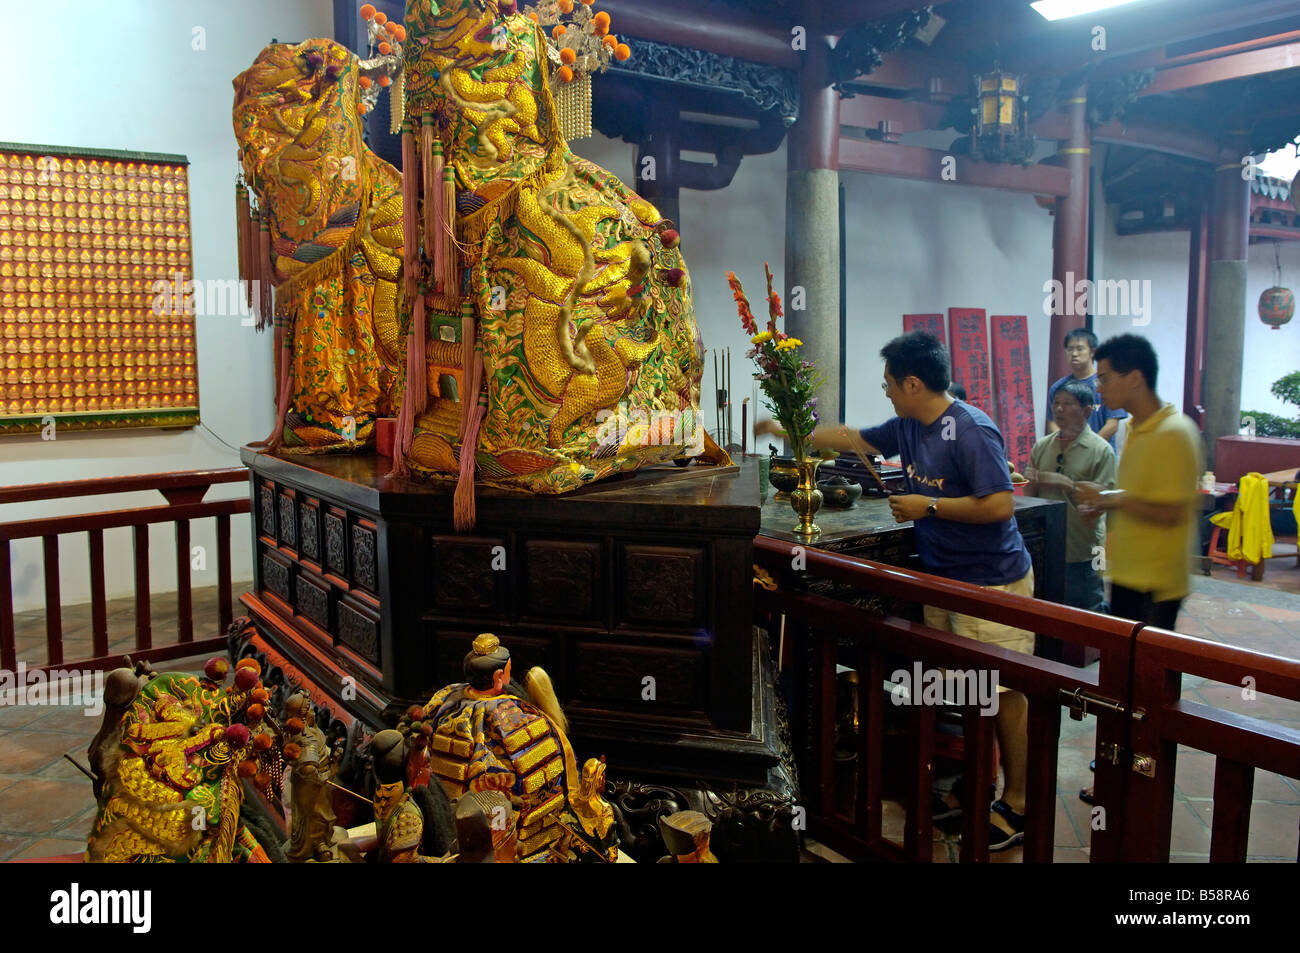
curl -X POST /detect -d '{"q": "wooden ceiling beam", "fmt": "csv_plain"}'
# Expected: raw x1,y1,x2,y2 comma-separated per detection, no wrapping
598,0,800,69
839,138,1071,196
1139,41,1300,95
838,95,947,132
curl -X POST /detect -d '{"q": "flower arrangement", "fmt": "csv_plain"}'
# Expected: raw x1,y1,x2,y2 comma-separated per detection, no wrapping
728,263,823,460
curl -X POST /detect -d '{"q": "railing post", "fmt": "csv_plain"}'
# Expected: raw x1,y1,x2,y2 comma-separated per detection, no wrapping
904,699,936,861
1209,759,1254,862
0,539,14,672
958,703,996,862
43,535,62,666
175,518,192,643
1023,696,1062,863
217,513,233,632
133,524,152,651
1116,629,1180,861
88,528,108,658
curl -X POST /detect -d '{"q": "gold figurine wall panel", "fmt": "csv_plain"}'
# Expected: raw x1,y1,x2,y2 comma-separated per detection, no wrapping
0,144,199,435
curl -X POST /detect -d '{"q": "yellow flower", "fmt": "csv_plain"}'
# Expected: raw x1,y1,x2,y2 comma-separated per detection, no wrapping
774,337,803,351
751,331,773,345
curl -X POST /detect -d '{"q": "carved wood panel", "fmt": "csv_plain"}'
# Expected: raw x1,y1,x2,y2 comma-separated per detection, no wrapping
573,642,704,710
295,570,330,630
432,536,504,614
431,628,556,692
338,597,380,666
620,544,705,627
522,539,601,622
278,491,297,550
325,509,347,577
351,521,377,593
261,550,291,603
258,483,275,538
299,499,320,562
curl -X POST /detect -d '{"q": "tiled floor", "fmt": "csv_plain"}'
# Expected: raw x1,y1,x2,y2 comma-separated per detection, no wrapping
801,569,1300,864
3,575,1297,863
0,582,248,861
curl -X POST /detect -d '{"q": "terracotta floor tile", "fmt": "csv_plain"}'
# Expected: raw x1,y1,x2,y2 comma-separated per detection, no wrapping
1053,847,1091,862
0,832,35,861
1055,794,1083,847
0,777,96,835
1169,798,1212,853
1252,604,1300,622
0,730,85,775
25,704,104,736
1191,682,1300,721
0,705,50,730
6,836,86,861
1245,802,1300,857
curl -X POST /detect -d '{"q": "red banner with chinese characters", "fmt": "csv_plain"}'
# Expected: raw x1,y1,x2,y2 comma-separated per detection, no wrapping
947,308,990,411
902,313,945,346
990,314,1035,470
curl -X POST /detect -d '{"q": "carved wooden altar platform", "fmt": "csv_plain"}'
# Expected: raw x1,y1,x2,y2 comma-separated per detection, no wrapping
238,448,797,858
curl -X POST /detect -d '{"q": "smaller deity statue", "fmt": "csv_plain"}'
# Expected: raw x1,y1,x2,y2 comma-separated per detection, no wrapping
451,790,517,863
283,692,347,862
553,756,618,863
368,729,439,863
656,811,719,863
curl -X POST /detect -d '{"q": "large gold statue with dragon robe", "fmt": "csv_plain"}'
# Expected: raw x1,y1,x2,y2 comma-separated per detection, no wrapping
232,2,724,529
233,38,406,451
395,0,721,518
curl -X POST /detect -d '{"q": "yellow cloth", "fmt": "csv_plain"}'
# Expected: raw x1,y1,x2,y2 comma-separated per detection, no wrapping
1107,403,1203,603
1209,473,1274,563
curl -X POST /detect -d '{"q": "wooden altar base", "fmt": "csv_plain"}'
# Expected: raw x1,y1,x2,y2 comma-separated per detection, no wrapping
237,448,798,861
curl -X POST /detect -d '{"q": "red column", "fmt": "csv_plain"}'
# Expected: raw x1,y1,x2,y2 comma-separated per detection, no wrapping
1182,199,1209,421
1047,88,1090,387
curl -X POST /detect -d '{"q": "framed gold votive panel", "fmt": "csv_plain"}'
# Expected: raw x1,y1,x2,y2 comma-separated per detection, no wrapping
0,143,199,434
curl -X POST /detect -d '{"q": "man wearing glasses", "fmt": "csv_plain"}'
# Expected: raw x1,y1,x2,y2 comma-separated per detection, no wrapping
1024,379,1117,613
1045,329,1127,451
756,331,1033,851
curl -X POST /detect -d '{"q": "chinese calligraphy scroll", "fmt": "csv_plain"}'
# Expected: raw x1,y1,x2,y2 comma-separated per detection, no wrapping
946,307,990,410
990,314,1035,469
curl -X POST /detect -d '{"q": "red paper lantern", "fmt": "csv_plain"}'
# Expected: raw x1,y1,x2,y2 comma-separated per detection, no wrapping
1258,286,1294,329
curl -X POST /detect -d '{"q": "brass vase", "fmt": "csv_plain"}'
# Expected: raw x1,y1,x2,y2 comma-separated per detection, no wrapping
790,457,823,539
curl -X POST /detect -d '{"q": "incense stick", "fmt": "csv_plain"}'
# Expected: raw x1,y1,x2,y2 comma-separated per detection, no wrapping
846,428,890,495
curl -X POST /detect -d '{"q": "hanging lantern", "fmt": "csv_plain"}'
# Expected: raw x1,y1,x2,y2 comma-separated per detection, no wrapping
1259,241,1294,329
969,65,1034,164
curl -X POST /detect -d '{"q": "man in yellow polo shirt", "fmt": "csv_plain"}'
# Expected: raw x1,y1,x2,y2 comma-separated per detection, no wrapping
1073,334,1203,629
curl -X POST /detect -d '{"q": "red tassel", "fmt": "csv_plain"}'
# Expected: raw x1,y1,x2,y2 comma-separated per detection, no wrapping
442,166,457,292
421,116,438,269
248,209,261,321
387,294,428,480
453,356,486,533
400,122,420,302
235,183,249,292
259,220,273,332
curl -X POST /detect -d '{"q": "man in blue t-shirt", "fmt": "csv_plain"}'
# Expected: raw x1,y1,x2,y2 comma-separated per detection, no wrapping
756,331,1034,851
1046,328,1127,450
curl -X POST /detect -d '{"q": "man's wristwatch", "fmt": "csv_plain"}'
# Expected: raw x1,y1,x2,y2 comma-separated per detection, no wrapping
926,498,938,517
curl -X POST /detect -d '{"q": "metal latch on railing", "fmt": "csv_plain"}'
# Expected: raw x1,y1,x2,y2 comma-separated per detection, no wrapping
1059,686,1145,722
1097,742,1157,778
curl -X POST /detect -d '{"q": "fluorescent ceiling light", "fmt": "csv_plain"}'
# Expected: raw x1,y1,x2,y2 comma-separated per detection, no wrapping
1031,0,1145,21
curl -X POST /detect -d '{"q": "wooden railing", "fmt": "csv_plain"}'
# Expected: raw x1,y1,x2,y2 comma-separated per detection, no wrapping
754,535,1300,863
0,468,251,674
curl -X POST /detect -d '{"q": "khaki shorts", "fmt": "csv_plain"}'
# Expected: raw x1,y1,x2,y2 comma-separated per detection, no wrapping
923,568,1036,666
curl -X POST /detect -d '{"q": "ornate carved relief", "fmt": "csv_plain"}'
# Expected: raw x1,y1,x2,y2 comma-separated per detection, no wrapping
295,572,330,630
432,538,502,612
351,523,377,593
523,540,600,621
258,484,275,538
261,552,291,603
622,545,703,626
300,501,320,562
338,599,380,665
573,644,702,708
325,512,347,576
278,493,297,549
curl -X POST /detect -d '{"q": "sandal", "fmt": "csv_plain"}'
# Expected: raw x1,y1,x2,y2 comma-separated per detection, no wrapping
988,799,1025,852
932,791,962,822
1079,787,1095,805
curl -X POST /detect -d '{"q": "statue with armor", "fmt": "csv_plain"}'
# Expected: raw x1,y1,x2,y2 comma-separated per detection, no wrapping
419,633,610,861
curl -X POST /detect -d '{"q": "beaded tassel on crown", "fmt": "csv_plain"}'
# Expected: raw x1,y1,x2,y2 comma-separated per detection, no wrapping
556,71,592,141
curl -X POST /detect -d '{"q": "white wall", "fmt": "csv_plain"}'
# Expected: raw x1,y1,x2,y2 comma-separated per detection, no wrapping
0,0,333,611
1093,173,1300,422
